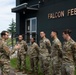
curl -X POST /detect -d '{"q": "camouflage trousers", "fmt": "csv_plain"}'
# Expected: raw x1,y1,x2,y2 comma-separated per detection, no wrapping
51,57,61,75
0,59,10,75
17,54,26,71
30,57,39,73
61,62,75,75
39,56,51,75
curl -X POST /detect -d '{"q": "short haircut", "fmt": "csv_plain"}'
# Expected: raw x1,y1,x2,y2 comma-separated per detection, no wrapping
40,31,46,34
1,31,8,37
18,34,23,37
63,29,72,36
52,29,58,35
32,37,35,41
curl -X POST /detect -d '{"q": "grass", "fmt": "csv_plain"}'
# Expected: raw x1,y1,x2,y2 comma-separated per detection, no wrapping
10,56,42,75
26,56,31,71
10,56,30,69
10,56,76,75
10,58,17,69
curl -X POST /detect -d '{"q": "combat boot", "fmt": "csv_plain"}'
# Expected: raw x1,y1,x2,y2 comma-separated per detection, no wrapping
28,70,34,74
16,69,21,72
22,70,27,74
34,72,38,75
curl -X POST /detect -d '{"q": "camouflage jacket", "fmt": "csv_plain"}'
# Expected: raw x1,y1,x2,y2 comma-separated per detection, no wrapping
39,37,51,57
28,42,39,58
17,40,27,55
62,39,76,64
51,38,62,60
0,38,10,59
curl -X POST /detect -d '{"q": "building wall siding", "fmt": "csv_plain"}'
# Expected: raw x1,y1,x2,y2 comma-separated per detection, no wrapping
16,0,76,43
37,0,76,43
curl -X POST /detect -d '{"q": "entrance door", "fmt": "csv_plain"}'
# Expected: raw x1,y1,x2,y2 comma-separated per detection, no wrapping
25,17,37,44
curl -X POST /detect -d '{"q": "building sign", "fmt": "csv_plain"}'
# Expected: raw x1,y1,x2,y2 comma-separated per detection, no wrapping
48,8,76,19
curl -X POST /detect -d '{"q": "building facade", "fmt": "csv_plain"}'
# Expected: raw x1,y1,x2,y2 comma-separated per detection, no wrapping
12,0,76,44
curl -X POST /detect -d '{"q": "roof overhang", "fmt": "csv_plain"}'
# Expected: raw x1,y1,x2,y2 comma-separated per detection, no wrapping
12,3,38,13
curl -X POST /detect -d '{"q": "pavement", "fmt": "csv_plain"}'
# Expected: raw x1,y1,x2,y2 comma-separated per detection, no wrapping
15,72,27,75
0,68,28,75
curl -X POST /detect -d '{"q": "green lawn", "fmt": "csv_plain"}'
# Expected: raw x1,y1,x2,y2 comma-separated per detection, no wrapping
10,56,42,75
10,56,76,75
10,56,31,70
10,58,17,69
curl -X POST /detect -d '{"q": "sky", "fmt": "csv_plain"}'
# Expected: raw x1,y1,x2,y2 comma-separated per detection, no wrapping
0,0,16,33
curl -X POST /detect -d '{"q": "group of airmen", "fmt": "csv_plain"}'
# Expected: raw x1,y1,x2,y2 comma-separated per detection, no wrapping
0,29,76,75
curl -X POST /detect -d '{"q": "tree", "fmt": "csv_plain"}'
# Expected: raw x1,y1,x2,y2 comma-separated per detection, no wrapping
7,19,16,36
7,19,16,48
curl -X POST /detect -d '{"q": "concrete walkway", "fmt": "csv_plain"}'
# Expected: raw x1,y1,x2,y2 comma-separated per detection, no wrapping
0,69,28,75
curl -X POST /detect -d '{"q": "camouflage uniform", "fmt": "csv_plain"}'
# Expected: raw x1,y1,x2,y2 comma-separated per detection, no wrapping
28,42,39,74
17,40,27,71
61,39,76,75
0,38,10,75
51,38,62,75
39,37,51,75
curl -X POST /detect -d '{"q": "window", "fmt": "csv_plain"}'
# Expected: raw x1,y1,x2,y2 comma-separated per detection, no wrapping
25,17,37,44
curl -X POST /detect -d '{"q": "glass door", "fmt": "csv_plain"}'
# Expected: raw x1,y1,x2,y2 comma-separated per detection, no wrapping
25,17,37,44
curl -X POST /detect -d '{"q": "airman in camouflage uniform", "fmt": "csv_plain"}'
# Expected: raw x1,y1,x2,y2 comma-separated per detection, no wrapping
0,31,10,75
50,30,62,75
28,37,39,75
61,29,76,75
16,35,27,73
39,31,51,75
